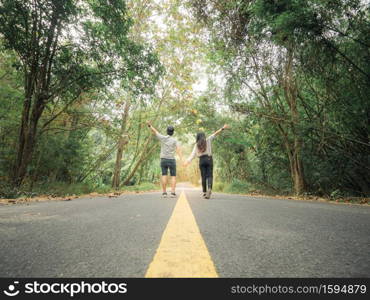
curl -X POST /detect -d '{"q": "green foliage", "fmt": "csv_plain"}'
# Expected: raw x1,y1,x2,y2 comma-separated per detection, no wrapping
1,0,369,198
189,0,370,196
0,0,164,188
33,182,97,197
122,182,158,192
213,182,226,192
224,180,252,194
0,49,23,177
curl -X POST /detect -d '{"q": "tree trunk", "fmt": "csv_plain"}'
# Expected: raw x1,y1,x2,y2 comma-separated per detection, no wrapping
12,9,61,187
286,147,306,195
137,163,145,185
292,151,305,195
112,100,130,189
77,143,118,183
111,137,129,189
283,47,306,195
122,143,157,186
260,157,268,184
13,93,45,186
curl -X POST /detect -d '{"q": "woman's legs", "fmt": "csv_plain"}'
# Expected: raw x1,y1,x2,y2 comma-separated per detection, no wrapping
199,156,208,193
206,157,213,191
203,157,213,198
200,156,213,196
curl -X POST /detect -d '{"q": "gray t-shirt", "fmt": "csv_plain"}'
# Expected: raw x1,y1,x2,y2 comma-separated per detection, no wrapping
156,133,179,159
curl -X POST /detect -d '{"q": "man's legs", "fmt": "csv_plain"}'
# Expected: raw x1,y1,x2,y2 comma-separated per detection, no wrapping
161,175,168,193
160,158,169,194
171,176,176,193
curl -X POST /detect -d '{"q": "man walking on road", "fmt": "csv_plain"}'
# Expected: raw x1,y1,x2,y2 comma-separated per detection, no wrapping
147,121,182,198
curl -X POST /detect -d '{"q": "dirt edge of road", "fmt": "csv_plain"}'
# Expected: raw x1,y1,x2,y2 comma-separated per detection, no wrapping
216,191,369,206
0,189,161,205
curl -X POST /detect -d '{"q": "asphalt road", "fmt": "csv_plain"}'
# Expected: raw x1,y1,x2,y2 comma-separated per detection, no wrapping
0,184,369,277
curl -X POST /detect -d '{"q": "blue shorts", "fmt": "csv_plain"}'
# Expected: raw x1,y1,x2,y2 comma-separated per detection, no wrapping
160,158,176,176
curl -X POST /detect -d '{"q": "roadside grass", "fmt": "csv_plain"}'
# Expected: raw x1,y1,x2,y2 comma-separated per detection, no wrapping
1,180,368,205
213,179,277,195
42,181,159,196
120,182,159,193
213,180,369,205
0,181,159,200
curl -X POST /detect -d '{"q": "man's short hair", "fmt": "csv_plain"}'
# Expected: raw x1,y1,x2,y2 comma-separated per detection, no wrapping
167,126,174,136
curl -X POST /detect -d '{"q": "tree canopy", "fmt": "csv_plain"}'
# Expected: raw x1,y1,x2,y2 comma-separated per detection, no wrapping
0,0,369,199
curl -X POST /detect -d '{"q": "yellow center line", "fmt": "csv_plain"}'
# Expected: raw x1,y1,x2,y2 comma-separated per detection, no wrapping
145,191,218,278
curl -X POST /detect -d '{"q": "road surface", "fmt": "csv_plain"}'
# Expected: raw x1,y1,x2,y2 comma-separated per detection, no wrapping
0,184,369,277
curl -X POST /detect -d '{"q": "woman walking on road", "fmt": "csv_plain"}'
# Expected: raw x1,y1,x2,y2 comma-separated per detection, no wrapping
184,124,229,199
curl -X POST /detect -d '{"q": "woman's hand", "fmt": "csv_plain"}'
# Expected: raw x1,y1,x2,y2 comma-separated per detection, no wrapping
213,124,230,136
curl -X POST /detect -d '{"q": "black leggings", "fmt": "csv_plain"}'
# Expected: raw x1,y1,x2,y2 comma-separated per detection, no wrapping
199,155,213,193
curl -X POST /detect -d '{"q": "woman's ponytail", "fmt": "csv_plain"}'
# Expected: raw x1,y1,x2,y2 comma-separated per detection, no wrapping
196,132,207,153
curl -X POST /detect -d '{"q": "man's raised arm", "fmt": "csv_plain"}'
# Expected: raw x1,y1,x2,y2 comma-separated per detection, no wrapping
146,121,160,135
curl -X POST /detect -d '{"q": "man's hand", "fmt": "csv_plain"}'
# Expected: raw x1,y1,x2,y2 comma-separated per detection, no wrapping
147,121,159,135
223,124,230,130
183,161,189,168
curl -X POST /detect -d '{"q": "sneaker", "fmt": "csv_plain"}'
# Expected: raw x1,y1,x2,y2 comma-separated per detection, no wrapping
202,193,206,198
162,192,167,198
170,192,176,198
205,189,212,199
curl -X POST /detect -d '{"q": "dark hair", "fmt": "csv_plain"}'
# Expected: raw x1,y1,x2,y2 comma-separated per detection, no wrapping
167,126,174,136
196,132,207,153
